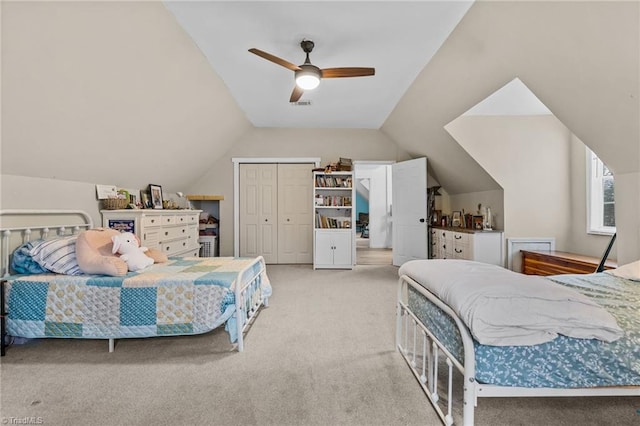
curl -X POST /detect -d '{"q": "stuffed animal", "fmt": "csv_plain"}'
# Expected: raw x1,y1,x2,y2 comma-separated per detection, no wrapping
76,228,167,276
111,232,155,272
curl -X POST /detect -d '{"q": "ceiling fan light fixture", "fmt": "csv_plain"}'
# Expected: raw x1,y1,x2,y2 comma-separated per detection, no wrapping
295,66,321,90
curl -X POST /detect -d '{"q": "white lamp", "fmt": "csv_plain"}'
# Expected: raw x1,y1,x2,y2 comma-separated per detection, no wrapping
295,65,321,90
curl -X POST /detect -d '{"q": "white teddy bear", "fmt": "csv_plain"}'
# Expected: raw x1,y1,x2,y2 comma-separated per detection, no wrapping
111,232,154,272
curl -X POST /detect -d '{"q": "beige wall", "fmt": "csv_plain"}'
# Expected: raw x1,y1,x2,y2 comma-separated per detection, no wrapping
384,0,639,262
445,115,572,258
188,128,408,255
1,175,103,227
1,1,250,192
448,190,504,231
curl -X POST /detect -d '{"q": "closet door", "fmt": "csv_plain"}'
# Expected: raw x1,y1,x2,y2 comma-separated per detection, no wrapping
277,164,313,263
239,164,278,263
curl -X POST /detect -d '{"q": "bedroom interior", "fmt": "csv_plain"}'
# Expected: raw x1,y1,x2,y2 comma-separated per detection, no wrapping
1,1,639,425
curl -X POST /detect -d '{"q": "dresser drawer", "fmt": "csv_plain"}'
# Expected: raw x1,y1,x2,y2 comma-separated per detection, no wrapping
452,232,470,245
161,238,190,256
161,225,189,241
142,215,162,228
161,215,176,226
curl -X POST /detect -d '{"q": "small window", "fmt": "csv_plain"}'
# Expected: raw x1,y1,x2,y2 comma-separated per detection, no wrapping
586,148,615,234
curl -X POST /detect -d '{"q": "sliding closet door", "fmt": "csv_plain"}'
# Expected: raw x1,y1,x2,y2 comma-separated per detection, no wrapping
239,164,278,263
277,164,313,263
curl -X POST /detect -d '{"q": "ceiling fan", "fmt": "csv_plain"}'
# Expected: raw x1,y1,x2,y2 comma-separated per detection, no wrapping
248,40,375,102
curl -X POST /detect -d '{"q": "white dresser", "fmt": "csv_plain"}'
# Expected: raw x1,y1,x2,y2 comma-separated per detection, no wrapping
431,227,503,266
101,209,201,257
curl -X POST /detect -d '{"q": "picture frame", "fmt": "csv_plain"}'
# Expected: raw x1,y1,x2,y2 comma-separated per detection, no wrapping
149,184,163,209
140,192,151,209
473,215,484,230
452,211,462,227
432,209,441,225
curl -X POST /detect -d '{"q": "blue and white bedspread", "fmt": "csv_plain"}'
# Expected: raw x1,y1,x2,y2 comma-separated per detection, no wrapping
407,272,640,388
4,257,271,343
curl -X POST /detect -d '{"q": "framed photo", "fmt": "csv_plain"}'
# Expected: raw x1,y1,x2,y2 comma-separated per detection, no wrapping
140,192,151,209
452,211,462,227
149,184,163,209
432,209,441,225
473,215,484,230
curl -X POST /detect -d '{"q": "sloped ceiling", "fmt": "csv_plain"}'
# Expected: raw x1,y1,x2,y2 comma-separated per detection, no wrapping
1,1,637,199
383,1,639,194
163,1,474,129
1,1,251,192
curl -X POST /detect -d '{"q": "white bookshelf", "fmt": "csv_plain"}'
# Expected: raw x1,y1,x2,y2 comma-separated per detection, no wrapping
313,171,355,269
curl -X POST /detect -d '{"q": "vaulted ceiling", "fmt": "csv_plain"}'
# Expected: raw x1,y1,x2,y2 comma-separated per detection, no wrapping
1,1,637,199
163,1,474,129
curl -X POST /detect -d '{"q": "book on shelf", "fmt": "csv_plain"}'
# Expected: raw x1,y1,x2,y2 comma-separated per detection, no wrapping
315,175,353,188
315,213,352,229
315,195,352,207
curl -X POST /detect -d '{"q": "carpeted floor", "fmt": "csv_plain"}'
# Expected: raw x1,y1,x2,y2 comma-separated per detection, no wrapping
1,264,638,425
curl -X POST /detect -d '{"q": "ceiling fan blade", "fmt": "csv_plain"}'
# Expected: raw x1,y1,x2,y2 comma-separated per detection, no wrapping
290,86,304,103
321,67,375,78
248,48,301,71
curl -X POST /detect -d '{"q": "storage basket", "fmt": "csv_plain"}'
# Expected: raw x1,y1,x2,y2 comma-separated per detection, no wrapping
102,198,129,210
199,236,217,257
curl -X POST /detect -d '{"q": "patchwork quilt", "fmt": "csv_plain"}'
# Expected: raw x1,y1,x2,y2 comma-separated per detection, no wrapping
4,257,271,343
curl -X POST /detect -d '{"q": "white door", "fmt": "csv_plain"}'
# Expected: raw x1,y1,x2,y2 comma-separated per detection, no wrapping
278,164,313,263
392,157,428,266
239,164,278,263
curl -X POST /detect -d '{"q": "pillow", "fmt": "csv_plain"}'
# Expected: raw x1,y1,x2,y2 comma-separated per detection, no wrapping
605,260,640,281
11,240,48,274
30,235,83,275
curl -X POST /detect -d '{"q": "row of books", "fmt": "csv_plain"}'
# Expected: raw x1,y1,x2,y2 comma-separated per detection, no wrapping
315,214,352,229
315,176,353,188
314,195,352,207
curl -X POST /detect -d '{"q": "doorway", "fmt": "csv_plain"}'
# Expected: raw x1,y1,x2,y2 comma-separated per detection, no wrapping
354,162,393,265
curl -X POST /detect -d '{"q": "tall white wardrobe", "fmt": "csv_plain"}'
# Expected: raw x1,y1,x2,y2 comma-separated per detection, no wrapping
239,163,314,264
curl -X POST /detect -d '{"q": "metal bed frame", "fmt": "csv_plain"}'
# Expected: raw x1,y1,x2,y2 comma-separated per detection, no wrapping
396,272,640,426
0,209,268,356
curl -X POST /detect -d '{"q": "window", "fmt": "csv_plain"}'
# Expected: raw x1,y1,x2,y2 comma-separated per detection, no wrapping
586,148,615,234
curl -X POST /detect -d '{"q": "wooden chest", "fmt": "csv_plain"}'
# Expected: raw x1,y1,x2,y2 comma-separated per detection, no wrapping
521,250,617,276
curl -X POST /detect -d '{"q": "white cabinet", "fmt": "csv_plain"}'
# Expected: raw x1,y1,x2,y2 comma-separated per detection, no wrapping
431,227,503,267
101,209,201,257
313,171,355,269
314,230,353,269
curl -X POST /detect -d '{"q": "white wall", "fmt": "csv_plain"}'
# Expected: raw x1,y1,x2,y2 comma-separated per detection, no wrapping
189,128,408,255
354,164,392,249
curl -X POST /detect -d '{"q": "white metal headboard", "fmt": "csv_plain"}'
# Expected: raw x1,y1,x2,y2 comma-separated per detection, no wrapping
0,209,94,277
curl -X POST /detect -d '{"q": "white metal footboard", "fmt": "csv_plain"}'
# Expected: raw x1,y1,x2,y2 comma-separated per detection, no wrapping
234,256,269,352
397,273,640,426
397,274,478,425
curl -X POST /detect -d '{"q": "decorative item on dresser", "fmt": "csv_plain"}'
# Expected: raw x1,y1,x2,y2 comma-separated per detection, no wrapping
521,250,617,275
430,226,503,266
102,209,202,257
313,171,355,269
